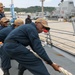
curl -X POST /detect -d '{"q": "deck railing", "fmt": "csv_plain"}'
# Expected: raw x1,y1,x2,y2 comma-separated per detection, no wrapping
40,27,75,54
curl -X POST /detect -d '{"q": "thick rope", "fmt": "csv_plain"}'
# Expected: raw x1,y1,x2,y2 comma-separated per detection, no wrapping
29,48,73,75
59,67,73,75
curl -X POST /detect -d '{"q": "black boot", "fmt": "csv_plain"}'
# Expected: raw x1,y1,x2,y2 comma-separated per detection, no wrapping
3,70,10,75
18,64,26,75
18,70,24,75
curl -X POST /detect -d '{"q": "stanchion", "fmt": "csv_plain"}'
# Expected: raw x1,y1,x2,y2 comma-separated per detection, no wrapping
46,29,53,46
71,18,75,36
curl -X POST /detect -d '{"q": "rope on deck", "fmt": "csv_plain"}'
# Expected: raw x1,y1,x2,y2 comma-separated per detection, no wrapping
59,67,73,75
29,48,73,75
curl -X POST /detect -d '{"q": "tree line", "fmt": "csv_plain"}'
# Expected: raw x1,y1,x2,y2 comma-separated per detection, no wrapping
4,6,55,13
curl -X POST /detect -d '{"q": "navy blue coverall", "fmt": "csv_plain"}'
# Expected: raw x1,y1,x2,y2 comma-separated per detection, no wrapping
0,25,14,42
0,25,14,72
2,23,53,75
0,25,6,30
0,12,5,30
0,25,26,72
0,12,5,20
25,17,32,24
0,25,14,57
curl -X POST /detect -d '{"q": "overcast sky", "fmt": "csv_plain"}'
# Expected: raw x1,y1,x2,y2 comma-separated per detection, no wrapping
0,0,75,8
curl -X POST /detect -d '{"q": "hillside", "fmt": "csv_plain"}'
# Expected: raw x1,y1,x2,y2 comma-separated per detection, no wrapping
4,6,55,13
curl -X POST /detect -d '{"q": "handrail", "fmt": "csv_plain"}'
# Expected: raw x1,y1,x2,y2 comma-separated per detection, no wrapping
41,27,75,53
51,39,75,49
51,28,73,33
51,34,75,43
51,30,73,35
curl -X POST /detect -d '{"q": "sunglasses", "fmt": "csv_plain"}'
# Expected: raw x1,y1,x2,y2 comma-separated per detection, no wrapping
4,21,9,23
0,7,3,8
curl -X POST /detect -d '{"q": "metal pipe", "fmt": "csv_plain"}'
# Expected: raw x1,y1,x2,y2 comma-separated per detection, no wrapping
40,0,45,18
10,0,16,23
71,18,75,36
11,0,13,4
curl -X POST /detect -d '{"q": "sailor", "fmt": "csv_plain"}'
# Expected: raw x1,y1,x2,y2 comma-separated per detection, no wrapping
0,17,9,57
2,18,60,75
0,17,9,30
0,18,24,43
0,3,5,20
25,15,32,24
0,18,24,75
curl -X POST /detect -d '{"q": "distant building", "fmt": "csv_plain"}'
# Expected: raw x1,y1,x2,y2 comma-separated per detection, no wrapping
5,11,17,20
51,0,75,19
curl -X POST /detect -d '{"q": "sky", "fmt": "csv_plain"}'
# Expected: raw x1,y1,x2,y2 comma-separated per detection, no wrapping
0,0,75,8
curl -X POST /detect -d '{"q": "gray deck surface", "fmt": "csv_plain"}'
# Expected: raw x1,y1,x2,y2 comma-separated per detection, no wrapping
0,45,75,75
